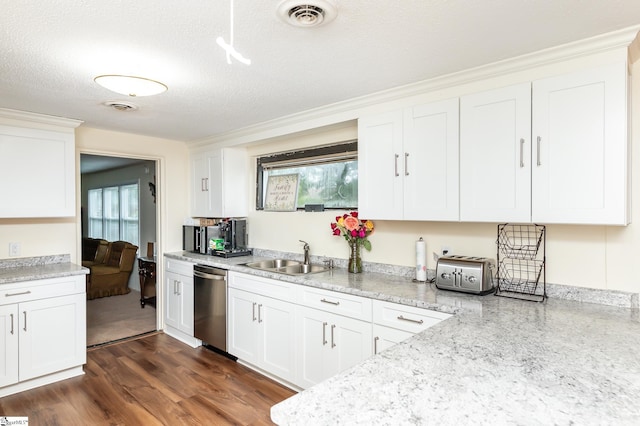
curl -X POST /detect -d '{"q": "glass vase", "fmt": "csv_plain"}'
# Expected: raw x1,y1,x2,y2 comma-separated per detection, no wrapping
348,240,362,273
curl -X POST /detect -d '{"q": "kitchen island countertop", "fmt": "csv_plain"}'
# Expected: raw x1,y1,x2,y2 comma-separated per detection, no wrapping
166,251,640,425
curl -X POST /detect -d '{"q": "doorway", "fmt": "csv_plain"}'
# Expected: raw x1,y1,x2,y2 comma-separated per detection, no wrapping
80,153,158,346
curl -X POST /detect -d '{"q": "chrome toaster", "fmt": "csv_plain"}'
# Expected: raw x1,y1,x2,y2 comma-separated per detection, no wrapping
435,255,495,295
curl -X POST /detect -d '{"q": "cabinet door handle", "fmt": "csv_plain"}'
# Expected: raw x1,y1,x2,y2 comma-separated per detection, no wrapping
201,178,206,192
23,311,27,332
205,177,209,191
536,136,541,166
258,304,263,323
322,322,328,345
404,152,409,176
10,313,14,335
374,336,379,355
519,138,525,168
320,298,340,306
397,315,424,325
394,154,399,177
5,290,31,297
252,302,257,322
331,324,336,348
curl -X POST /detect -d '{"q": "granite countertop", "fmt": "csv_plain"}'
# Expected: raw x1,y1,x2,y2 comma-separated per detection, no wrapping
166,251,640,425
0,254,88,285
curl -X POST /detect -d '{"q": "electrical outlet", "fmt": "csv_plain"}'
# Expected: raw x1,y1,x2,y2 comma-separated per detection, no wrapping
9,242,20,257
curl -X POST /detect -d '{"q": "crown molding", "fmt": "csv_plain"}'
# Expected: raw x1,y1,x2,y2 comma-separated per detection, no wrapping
188,25,640,149
0,108,83,129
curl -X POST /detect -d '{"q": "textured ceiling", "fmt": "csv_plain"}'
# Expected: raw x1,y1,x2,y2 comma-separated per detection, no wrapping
1,1,640,142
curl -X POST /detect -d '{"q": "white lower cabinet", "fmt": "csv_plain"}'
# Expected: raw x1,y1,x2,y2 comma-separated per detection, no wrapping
226,271,451,390
296,305,372,389
164,259,198,347
0,276,86,397
372,300,451,355
227,287,296,383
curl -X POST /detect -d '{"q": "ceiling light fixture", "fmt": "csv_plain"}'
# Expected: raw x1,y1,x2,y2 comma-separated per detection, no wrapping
94,75,168,97
217,0,251,65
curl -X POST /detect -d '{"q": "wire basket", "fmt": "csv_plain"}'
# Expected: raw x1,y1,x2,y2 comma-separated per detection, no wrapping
496,224,546,302
497,224,545,260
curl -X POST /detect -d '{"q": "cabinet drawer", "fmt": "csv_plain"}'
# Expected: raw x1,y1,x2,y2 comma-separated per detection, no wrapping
372,300,451,333
0,276,85,305
228,272,295,303
165,258,193,277
299,286,372,321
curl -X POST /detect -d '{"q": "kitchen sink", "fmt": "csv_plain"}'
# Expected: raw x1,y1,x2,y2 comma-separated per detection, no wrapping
244,259,301,269
243,259,330,275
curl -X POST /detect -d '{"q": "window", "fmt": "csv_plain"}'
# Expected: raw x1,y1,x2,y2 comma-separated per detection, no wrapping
257,141,358,210
88,183,139,246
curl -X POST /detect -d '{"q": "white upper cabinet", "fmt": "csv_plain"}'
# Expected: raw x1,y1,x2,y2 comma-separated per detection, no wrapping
358,110,404,220
460,83,532,223
0,111,81,218
359,98,460,221
191,147,248,218
460,61,628,225
531,62,628,225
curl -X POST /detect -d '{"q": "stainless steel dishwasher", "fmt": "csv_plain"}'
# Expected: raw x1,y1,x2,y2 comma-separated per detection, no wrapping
193,264,228,353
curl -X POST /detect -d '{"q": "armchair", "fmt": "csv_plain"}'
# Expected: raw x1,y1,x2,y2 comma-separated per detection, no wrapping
86,240,138,300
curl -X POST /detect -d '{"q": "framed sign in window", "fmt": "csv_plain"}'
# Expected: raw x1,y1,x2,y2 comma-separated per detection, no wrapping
264,173,299,211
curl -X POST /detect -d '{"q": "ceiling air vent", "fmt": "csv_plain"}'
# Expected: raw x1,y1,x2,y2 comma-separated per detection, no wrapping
277,0,337,27
103,101,139,112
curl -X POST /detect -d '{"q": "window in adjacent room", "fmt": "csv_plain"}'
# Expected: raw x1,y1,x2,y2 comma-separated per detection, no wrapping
88,183,140,246
256,141,358,210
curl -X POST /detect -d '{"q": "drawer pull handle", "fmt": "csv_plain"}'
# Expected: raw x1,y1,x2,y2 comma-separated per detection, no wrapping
397,315,424,325
331,324,336,348
320,298,340,306
5,290,32,297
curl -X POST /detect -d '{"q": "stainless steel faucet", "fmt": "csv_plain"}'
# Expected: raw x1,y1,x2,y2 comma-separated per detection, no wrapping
299,240,310,265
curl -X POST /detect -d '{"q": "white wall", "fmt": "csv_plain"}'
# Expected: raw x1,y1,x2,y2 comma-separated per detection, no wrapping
243,56,640,294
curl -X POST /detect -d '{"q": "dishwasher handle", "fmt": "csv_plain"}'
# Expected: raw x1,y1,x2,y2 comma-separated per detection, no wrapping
194,270,226,280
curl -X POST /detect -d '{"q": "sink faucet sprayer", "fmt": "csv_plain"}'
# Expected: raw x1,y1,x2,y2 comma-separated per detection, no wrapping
299,240,310,265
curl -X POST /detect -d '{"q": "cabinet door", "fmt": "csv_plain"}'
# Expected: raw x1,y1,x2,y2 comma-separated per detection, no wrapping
0,125,75,218
0,304,19,387
358,111,404,220
227,288,259,363
164,271,183,331
532,62,628,225
259,295,296,383
19,293,86,381
404,98,459,221
372,324,413,355
178,275,195,335
296,306,328,389
191,153,210,217
327,315,372,379
460,83,532,222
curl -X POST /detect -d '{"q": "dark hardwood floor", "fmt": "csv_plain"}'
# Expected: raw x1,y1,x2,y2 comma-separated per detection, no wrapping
0,333,296,425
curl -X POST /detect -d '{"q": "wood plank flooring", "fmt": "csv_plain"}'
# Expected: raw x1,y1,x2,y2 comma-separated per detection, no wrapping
0,333,296,425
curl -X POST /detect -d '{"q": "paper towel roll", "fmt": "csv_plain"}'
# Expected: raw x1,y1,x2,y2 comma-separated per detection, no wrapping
415,237,427,282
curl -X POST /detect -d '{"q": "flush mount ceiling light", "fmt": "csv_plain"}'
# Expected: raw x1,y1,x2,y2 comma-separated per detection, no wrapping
217,0,251,65
277,0,337,27
94,75,167,97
